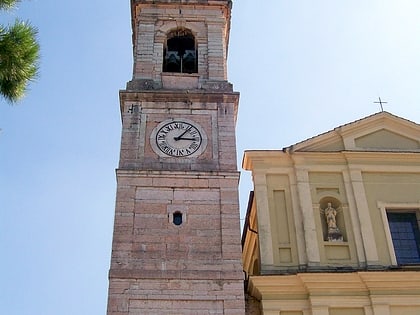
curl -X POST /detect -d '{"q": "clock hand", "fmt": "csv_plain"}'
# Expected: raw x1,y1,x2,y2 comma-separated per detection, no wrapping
174,128,192,141
175,137,197,141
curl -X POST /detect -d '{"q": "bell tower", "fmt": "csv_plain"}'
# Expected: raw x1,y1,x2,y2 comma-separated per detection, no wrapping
106,1,245,314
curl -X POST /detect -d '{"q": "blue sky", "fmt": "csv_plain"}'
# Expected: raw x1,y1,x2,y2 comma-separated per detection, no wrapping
1,1,420,314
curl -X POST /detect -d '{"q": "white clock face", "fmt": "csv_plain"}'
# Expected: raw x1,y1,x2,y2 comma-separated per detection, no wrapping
151,119,207,157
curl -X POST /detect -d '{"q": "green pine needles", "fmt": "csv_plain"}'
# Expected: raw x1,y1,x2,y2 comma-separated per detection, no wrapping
0,0,40,103
0,0,20,10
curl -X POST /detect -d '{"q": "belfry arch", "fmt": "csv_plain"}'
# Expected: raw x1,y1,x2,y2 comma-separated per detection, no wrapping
163,28,197,74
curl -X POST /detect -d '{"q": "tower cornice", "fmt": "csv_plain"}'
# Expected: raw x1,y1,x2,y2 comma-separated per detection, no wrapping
119,89,239,103
131,0,232,5
119,89,239,123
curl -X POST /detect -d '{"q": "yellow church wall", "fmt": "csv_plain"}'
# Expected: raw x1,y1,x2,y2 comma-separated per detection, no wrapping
362,172,420,265
266,174,299,268
302,138,345,152
308,172,348,204
307,172,359,267
308,172,348,247
244,155,420,271
252,172,276,272
280,311,304,315
355,129,419,150
390,306,420,315
242,193,260,277
329,308,365,315
241,156,307,274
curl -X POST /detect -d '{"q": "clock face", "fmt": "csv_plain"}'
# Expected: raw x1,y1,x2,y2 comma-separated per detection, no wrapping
152,119,206,157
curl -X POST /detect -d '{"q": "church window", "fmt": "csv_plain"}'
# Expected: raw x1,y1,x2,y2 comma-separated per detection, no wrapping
163,28,197,74
387,212,420,265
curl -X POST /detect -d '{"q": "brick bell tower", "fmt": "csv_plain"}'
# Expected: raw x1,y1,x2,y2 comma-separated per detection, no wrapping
106,1,245,314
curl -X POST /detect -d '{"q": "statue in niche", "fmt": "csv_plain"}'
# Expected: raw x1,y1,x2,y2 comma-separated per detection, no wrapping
323,203,343,242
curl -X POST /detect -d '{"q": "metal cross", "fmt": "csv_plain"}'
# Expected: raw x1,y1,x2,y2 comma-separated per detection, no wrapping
374,97,387,112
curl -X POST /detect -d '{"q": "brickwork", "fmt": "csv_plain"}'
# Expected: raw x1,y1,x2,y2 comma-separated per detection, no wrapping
108,90,245,313
108,171,245,314
108,279,244,315
118,91,239,172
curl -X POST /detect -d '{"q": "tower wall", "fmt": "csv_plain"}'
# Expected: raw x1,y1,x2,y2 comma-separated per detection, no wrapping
107,1,245,314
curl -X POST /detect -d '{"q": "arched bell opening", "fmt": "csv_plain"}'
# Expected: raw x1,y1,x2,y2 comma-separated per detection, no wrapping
163,28,197,74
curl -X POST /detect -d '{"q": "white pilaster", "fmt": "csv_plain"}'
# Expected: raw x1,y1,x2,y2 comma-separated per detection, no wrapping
348,169,379,264
296,168,321,265
254,173,275,266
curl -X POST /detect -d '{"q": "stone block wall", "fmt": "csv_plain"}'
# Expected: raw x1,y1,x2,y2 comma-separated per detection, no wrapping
118,91,239,172
107,171,245,314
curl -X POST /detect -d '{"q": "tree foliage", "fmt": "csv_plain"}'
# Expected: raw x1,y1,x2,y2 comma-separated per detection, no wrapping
0,0,20,10
0,0,40,103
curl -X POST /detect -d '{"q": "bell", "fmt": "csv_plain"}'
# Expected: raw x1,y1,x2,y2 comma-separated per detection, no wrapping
182,50,196,73
165,51,180,72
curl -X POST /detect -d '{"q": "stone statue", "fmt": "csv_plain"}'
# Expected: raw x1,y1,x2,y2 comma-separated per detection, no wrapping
323,203,343,242
325,203,337,230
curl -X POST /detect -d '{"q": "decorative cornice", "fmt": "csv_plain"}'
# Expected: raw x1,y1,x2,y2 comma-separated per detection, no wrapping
248,271,420,300
116,169,240,179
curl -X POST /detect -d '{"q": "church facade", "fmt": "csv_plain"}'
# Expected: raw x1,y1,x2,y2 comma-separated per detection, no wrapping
242,112,420,315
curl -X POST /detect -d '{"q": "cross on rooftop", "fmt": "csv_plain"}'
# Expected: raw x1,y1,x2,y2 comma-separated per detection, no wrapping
374,97,388,112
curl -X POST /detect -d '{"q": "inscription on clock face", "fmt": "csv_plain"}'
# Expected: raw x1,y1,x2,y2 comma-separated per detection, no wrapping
151,119,207,157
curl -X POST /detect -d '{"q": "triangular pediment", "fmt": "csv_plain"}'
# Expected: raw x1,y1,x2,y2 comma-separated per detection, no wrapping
288,112,420,152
